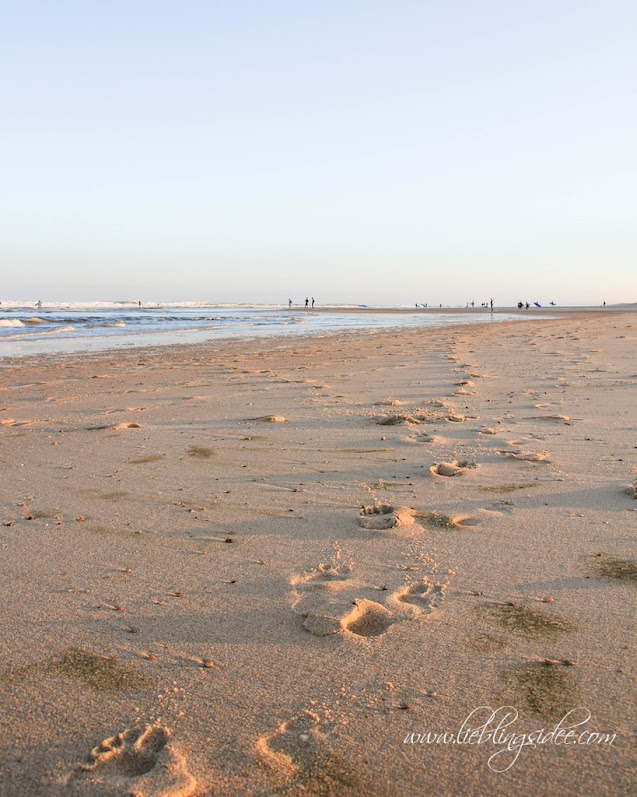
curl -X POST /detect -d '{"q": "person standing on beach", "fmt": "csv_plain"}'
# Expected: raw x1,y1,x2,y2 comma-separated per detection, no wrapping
288,299,292,308
311,297,315,308
305,297,309,308
490,298,494,311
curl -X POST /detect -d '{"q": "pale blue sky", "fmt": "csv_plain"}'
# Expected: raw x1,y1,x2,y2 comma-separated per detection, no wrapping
1,1,635,305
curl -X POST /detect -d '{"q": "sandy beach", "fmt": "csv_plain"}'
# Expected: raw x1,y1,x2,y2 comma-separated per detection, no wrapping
0,309,634,796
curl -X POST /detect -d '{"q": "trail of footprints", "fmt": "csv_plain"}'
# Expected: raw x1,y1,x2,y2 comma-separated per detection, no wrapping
289,337,558,642
65,327,633,793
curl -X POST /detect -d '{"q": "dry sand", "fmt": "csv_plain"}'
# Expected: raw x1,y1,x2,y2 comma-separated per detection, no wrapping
0,310,634,796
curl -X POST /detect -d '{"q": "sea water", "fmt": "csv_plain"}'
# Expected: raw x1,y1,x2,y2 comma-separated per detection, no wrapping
0,301,532,358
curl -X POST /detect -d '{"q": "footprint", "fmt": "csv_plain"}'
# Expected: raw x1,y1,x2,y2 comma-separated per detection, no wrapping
478,426,498,435
291,556,396,638
290,557,353,587
376,412,419,425
429,459,476,477
256,711,322,777
74,725,197,797
256,711,370,794
389,578,446,616
624,479,637,499
499,450,551,462
416,510,480,529
481,500,516,515
342,599,395,636
112,422,142,430
359,504,417,530
406,432,446,445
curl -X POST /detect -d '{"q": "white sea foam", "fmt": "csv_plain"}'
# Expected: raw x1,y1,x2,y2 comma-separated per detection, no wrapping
0,319,24,327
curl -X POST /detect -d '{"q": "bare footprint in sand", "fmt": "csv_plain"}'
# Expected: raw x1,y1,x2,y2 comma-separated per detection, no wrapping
291,554,396,637
479,500,516,516
376,408,445,425
358,504,417,530
256,711,369,794
296,594,395,637
499,449,551,462
429,460,476,477
388,578,446,615
406,432,446,445
415,510,481,529
376,412,419,426
73,725,196,797
341,599,395,636
256,711,323,778
290,557,353,588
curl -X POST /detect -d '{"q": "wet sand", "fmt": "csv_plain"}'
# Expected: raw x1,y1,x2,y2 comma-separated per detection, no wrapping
0,310,634,796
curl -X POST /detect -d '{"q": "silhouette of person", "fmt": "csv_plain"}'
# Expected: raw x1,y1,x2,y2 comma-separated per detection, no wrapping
311,297,315,308
305,297,309,308
288,299,292,308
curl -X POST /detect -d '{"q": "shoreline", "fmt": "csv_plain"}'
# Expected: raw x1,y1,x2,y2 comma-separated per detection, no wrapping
0,309,621,370
0,309,634,796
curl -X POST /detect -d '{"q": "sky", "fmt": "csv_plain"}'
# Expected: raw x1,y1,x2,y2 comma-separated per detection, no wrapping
1,0,636,306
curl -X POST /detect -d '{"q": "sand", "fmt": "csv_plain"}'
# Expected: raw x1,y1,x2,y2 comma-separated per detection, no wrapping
0,310,634,796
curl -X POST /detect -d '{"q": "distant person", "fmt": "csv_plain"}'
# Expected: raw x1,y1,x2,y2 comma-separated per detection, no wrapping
490,298,494,311
603,301,606,306
138,300,142,307
288,298,292,308
311,297,315,308
471,300,474,308
518,301,523,309
305,297,309,308
525,302,530,309
37,299,42,309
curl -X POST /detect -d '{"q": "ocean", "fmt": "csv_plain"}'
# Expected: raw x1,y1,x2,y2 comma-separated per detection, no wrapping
0,301,530,358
